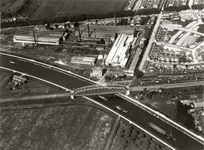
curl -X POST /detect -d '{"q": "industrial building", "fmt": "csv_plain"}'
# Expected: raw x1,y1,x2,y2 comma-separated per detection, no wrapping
191,101,204,108
125,47,142,76
105,34,134,68
13,30,67,46
71,56,96,65
13,34,63,46
90,67,107,78
75,25,135,43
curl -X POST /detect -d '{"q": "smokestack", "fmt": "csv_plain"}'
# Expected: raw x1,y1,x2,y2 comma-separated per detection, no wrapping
77,25,81,41
114,15,117,27
87,24,90,37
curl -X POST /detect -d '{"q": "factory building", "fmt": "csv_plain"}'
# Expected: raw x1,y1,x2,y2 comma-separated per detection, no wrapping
105,34,134,68
75,25,135,43
13,34,63,46
71,56,96,65
90,67,107,78
191,101,204,108
13,30,67,46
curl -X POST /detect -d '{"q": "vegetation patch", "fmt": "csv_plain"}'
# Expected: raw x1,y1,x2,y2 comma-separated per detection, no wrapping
1,0,30,18
110,120,170,150
198,24,204,34
0,105,115,150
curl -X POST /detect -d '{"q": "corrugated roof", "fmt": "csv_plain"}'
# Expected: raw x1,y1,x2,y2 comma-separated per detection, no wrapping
71,56,96,65
14,34,60,42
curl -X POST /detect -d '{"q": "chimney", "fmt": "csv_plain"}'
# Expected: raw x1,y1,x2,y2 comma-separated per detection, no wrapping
87,24,90,37
114,15,117,27
77,25,81,41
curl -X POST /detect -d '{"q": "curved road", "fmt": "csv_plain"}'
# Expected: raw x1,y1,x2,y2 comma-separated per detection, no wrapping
0,54,203,150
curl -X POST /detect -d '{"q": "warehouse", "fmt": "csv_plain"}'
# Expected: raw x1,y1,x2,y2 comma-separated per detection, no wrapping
75,31,116,42
13,30,66,46
71,56,96,65
75,25,135,42
105,34,134,68
13,34,63,45
191,101,204,108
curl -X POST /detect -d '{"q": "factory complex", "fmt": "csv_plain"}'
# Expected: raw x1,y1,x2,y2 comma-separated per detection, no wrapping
12,23,142,77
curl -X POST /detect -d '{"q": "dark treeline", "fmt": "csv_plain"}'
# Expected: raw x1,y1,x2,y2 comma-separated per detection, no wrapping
192,4,204,10
136,8,160,15
1,7,163,28
1,10,135,28
164,5,190,12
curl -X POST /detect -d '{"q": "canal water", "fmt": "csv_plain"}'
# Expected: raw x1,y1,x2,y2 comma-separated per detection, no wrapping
176,101,197,132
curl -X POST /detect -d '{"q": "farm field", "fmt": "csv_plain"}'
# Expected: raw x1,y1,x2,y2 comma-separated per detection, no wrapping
0,0,9,5
29,0,128,20
0,104,115,150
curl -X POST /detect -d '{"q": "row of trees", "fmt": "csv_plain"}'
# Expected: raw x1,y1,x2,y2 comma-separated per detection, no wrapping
1,10,135,28
136,8,160,15
1,0,30,18
192,4,204,10
119,125,164,150
1,6,162,29
164,5,189,12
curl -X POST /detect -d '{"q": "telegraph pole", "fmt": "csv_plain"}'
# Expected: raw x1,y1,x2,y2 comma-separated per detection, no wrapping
15,13,37,46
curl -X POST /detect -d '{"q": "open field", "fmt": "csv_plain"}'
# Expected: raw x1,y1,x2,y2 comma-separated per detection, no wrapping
29,0,128,20
0,104,115,150
0,0,9,5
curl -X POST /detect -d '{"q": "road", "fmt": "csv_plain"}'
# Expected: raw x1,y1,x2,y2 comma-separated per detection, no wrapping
139,12,163,72
130,81,204,91
163,26,204,37
0,54,204,150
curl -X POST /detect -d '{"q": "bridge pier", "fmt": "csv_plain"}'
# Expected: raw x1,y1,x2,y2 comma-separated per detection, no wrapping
70,94,75,100
70,91,75,99
126,90,130,96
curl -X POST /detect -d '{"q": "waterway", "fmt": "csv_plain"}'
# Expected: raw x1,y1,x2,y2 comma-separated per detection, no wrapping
1,54,203,150
176,101,198,133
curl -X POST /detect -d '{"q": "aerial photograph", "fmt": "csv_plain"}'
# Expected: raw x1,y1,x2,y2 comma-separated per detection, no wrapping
1,0,204,150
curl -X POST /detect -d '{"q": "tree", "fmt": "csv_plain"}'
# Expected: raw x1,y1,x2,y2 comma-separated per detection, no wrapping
134,69,144,78
104,75,112,81
164,5,189,11
192,4,204,10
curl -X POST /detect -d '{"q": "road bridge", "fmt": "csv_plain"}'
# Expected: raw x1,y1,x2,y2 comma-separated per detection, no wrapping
71,84,127,99
71,80,204,99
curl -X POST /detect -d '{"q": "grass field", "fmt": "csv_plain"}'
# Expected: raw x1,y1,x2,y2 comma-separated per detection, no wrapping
0,0,9,5
29,0,128,20
0,105,115,150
